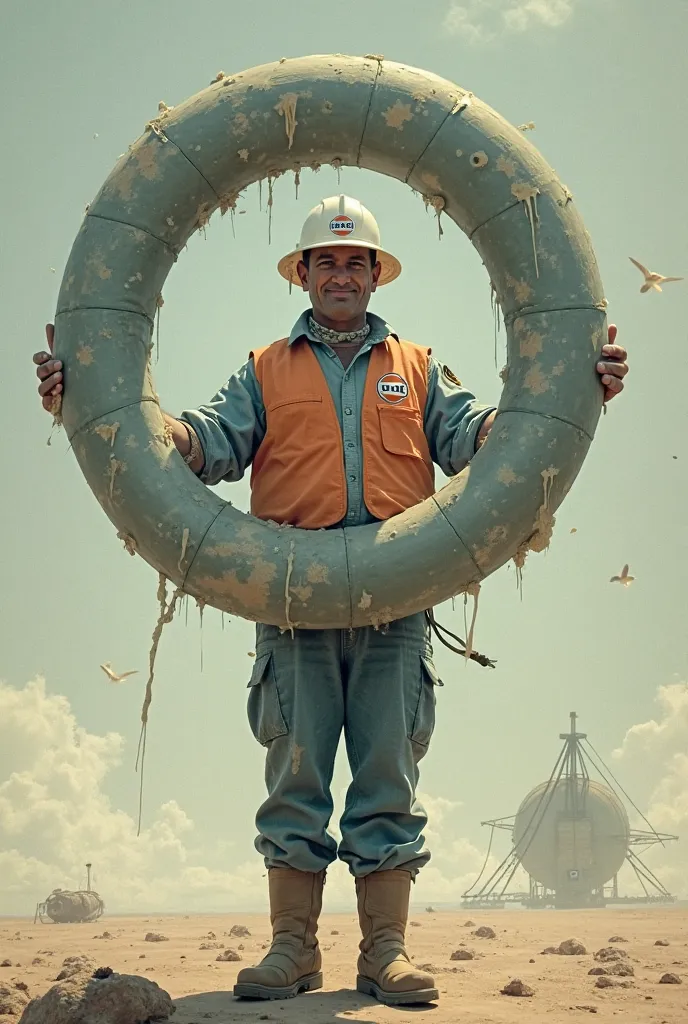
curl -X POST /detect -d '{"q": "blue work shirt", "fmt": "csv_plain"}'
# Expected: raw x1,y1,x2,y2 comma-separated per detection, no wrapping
179,309,496,527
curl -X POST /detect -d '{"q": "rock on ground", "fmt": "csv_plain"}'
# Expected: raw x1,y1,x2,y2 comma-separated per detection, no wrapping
55,957,96,981
608,935,628,943
659,973,682,984
18,967,174,1023
558,938,587,955
450,949,475,961
595,976,633,989
594,946,628,963
198,943,224,951
228,925,250,938
654,939,670,946
144,933,168,943
473,926,496,939
216,949,241,962
0,981,31,1016
501,978,534,997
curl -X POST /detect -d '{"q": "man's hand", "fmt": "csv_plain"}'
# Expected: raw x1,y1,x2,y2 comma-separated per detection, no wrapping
33,324,63,413
597,323,628,404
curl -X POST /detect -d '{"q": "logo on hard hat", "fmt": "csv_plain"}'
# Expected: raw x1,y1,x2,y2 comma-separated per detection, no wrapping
329,215,355,237
377,373,409,404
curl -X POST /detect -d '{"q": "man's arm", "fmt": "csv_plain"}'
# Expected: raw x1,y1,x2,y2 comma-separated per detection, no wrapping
423,357,497,476
171,359,266,486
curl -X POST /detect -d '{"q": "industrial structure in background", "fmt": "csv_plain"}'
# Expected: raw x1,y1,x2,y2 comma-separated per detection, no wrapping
463,713,678,909
34,862,105,924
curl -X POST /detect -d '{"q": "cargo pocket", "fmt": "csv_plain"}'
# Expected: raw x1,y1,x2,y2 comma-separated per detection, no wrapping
408,654,442,754
247,651,289,746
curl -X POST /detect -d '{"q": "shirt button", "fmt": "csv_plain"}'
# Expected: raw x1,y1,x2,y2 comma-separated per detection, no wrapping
349,474,357,482
344,407,352,415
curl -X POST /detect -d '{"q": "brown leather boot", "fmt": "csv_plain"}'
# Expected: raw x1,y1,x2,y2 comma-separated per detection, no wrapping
233,867,324,1000
356,868,438,1005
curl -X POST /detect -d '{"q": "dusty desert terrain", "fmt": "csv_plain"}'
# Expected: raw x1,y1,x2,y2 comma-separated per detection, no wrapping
1,907,686,1022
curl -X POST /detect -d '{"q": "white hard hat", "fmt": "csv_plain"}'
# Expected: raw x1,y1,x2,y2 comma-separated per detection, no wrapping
277,195,401,287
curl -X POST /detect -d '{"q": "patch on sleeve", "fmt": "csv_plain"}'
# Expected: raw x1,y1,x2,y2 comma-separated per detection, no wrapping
442,364,462,388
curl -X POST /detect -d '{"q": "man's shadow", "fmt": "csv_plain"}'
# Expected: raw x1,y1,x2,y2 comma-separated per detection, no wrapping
173,986,437,1021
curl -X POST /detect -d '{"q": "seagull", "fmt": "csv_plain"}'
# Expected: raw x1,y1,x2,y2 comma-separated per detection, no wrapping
570,527,577,534
610,564,635,587
100,662,138,683
629,257,683,293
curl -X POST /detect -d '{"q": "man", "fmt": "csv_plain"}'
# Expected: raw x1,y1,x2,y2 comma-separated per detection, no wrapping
34,195,628,1006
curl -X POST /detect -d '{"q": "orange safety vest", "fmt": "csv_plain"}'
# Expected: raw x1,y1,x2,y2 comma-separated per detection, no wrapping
249,335,435,528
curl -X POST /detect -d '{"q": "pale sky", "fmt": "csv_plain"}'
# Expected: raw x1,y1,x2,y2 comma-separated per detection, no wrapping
1,0,687,914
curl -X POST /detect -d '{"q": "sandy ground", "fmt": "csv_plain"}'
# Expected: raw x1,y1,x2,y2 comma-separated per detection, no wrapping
1,908,686,1022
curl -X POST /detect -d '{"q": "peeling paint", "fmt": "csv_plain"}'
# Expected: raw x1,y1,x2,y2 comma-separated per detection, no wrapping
238,148,249,162
358,590,373,610
94,421,120,447
76,344,94,366
306,562,329,584
291,584,313,603
496,155,517,178
506,274,533,304
497,467,523,486
196,559,278,610
519,328,543,359
421,172,441,191
383,100,413,130
233,112,250,137
524,363,550,395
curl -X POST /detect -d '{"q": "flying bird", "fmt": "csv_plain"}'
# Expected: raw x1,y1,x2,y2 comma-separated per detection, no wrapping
629,257,683,293
610,564,635,587
100,662,138,683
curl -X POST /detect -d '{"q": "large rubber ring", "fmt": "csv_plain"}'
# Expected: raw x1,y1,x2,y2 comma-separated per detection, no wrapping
55,55,606,629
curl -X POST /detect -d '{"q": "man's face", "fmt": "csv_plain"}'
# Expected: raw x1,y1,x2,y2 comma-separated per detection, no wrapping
297,245,381,323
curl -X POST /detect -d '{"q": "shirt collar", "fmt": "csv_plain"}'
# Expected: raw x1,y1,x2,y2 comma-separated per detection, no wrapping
287,309,398,347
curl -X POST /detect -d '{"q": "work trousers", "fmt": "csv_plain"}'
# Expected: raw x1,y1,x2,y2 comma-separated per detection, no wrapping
247,611,442,877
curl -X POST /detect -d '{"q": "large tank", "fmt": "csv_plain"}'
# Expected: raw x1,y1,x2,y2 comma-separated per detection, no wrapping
513,778,630,901
38,888,105,923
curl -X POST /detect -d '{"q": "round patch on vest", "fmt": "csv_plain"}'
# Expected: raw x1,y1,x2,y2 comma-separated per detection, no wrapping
377,373,409,404
329,215,355,237
442,364,463,388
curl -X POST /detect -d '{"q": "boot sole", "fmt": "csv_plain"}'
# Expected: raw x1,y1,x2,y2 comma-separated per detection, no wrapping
357,974,439,1006
233,971,323,1001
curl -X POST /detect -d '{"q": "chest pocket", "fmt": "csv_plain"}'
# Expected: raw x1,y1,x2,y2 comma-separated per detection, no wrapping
378,405,427,460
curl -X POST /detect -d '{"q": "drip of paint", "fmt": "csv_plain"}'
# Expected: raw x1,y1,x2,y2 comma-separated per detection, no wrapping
511,183,540,279
284,540,296,637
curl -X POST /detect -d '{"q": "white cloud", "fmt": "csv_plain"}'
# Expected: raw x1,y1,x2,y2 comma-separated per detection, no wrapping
503,0,573,31
443,3,490,43
611,683,688,897
443,0,577,41
0,678,267,915
0,678,497,915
